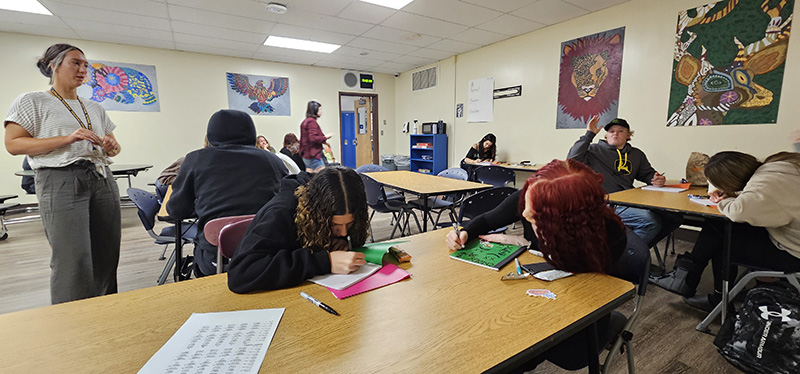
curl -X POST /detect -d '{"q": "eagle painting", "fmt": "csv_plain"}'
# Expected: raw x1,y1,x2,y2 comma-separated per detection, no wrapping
226,73,290,114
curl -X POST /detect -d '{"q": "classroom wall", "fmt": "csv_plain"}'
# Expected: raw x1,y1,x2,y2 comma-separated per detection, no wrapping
394,0,799,176
0,32,397,204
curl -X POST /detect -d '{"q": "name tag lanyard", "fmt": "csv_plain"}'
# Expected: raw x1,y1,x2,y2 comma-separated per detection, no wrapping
50,88,106,177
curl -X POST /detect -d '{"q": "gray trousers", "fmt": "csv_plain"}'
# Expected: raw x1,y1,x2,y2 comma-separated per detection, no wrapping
35,162,121,304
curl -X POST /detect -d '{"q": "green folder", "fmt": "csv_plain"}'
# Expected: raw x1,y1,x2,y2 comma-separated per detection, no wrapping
353,241,407,264
449,240,525,271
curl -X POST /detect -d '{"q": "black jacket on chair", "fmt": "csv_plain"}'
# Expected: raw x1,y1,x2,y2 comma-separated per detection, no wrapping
167,110,288,276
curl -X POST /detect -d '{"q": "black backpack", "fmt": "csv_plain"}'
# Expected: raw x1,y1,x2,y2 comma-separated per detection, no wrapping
713,283,800,374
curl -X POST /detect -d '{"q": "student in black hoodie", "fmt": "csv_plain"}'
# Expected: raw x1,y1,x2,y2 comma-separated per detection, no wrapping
227,166,370,293
167,109,288,277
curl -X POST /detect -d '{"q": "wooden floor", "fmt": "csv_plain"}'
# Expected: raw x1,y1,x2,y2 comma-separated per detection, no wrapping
0,205,740,373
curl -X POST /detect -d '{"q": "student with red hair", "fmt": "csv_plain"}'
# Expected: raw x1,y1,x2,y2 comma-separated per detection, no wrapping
446,159,627,371
447,158,626,274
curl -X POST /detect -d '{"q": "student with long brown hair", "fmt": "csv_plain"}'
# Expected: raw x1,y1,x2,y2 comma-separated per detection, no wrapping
654,151,800,311
228,166,370,292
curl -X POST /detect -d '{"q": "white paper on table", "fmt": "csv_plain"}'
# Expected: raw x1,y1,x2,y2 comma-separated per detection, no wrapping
641,185,688,193
138,308,285,374
689,198,718,207
308,261,381,290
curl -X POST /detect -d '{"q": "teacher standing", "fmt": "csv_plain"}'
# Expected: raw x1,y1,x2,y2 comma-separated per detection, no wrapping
299,100,332,172
4,43,122,304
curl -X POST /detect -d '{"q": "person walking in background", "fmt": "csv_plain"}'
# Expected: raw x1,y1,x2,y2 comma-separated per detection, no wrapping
299,100,332,172
4,43,122,304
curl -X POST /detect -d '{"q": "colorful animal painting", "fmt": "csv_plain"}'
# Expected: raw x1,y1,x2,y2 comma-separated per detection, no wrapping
667,0,793,126
77,61,159,112
556,27,625,129
226,73,290,116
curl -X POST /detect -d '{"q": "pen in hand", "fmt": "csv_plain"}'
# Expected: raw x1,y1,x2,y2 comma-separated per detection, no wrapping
347,235,352,251
452,223,462,248
300,291,339,316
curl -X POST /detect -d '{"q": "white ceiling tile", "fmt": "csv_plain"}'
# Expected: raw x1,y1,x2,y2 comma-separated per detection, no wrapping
346,37,419,54
313,59,375,71
382,12,468,38
173,33,260,53
42,0,168,18
271,11,374,35
401,0,502,27
164,0,275,20
251,53,320,66
81,34,175,51
255,45,336,60
425,39,481,54
407,48,454,60
171,21,267,44
391,54,436,66
273,0,352,17
336,1,396,24
0,22,80,39
371,60,418,72
332,46,402,61
167,5,275,34
174,43,255,59
476,14,545,36
316,53,384,66
564,0,631,12
459,0,538,13
514,0,589,25
448,27,508,45
0,9,69,26
64,18,173,40
361,26,440,47
269,23,356,45
43,2,171,31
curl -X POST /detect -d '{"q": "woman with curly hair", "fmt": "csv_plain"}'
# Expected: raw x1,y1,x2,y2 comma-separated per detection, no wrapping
463,133,496,164
227,166,370,292
446,158,626,273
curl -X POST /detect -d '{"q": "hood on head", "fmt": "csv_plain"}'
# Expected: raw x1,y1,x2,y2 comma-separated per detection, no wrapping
206,109,256,146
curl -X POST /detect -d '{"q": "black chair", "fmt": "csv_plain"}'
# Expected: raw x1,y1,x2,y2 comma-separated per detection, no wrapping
0,195,19,240
457,187,516,232
473,165,515,188
409,167,469,228
360,173,421,242
601,228,651,373
127,188,197,285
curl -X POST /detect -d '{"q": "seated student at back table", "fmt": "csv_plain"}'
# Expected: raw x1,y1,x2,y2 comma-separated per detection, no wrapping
228,166,370,293
462,133,496,164
446,159,627,370
280,132,305,171
653,151,800,312
567,115,682,246
167,109,288,277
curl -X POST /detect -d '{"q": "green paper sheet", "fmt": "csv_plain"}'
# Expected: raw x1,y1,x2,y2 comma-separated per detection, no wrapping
353,241,408,264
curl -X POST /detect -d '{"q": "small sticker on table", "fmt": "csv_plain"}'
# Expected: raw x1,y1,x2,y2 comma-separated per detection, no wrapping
526,289,556,300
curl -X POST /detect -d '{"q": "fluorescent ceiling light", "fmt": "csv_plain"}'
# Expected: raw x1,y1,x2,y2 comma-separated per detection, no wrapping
359,0,413,10
263,36,340,53
0,0,52,15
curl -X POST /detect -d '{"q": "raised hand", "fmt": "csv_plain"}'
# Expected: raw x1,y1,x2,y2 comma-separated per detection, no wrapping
587,115,601,134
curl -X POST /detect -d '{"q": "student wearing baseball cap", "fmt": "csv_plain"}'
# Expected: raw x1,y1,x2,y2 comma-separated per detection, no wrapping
567,115,682,247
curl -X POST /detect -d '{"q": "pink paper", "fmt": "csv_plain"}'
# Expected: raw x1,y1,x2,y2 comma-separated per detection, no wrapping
327,263,411,299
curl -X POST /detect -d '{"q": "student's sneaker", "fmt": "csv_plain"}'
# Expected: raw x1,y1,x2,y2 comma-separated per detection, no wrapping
650,254,696,297
683,292,722,313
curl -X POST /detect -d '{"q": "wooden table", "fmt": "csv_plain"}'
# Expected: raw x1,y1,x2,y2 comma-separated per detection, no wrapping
364,170,493,231
0,229,634,373
608,186,732,329
15,163,153,189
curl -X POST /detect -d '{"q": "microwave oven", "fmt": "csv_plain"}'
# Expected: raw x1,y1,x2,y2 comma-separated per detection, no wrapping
421,122,445,134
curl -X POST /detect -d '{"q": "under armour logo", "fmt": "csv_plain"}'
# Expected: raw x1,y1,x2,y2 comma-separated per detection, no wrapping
759,306,795,323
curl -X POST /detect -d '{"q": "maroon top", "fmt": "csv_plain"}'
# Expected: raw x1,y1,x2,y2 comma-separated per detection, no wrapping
299,117,327,160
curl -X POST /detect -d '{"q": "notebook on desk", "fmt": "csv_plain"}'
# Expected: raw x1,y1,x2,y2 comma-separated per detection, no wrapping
307,241,406,291
449,240,525,271
641,185,689,193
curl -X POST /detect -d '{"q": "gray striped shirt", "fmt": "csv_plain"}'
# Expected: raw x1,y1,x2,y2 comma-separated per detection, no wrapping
5,91,116,169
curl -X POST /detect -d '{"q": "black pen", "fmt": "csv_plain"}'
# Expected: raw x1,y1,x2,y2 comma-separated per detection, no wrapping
300,291,339,316
688,194,711,199
452,223,462,248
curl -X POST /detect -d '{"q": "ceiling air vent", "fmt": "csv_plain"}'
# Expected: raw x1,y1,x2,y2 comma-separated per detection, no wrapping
412,66,437,91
